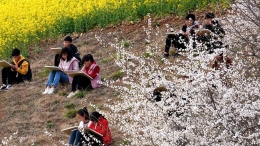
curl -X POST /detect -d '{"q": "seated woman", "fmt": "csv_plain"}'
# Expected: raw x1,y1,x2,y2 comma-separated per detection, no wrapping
42,48,79,94
67,54,101,98
80,111,112,146
67,107,89,146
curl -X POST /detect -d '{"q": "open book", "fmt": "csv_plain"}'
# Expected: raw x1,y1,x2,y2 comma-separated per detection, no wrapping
50,47,62,54
61,126,103,137
0,60,12,68
196,29,211,36
44,66,63,71
64,71,93,80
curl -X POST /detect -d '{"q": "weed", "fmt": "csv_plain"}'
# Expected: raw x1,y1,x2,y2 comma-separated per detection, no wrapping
39,68,50,78
110,70,124,80
144,52,152,58
64,103,76,109
74,90,88,98
52,100,60,105
46,120,55,129
58,91,68,96
65,109,78,118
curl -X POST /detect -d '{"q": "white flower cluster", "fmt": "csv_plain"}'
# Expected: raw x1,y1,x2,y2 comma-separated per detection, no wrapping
96,1,260,145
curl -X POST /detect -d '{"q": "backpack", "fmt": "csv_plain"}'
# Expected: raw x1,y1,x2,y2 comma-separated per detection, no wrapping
18,59,32,81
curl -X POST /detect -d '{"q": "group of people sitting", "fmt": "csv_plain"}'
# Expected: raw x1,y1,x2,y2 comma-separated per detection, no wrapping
163,12,225,57
67,108,112,146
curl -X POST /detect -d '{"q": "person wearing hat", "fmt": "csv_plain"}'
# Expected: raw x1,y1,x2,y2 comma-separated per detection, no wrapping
164,13,199,58
67,54,101,98
198,12,226,53
0,48,32,90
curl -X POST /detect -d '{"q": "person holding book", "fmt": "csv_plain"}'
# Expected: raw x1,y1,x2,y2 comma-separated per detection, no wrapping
80,111,112,146
67,54,101,98
163,14,199,58
42,47,79,94
0,48,32,90
198,12,226,53
54,36,81,66
67,107,89,146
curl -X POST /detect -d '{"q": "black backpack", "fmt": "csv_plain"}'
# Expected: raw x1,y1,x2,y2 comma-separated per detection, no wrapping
18,59,32,82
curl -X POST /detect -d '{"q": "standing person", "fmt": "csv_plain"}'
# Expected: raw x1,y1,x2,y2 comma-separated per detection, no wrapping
164,14,199,58
67,107,89,146
67,54,101,98
82,111,112,146
54,36,81,66
42,47,79,94
0,48,32,90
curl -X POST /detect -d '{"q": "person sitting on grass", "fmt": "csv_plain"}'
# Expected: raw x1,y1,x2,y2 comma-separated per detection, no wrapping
0,48,32,90
67,107,89,146
197,12,226,53
80,111,112,146
42,47,79,94
164,13,199,58
54,36,81,66
67,54,101,98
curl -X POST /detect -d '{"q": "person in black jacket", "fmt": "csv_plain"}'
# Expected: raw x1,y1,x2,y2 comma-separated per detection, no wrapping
164,14,199,58
54,36,81,66
198,13,225,53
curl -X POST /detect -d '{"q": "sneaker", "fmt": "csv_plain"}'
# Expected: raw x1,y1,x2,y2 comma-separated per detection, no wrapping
0,85,6,90
5,85,12,90
42,87,50,94
47,87,55,94
67,92,76,98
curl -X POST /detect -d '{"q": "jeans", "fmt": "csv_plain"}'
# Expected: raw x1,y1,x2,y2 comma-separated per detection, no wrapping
46,71,69,87
68,130,82,145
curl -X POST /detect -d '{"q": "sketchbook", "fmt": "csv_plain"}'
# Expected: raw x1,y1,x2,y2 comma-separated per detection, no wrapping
165,31,178,35
64,71,93,79
196,29,211,36
61,126,103,137
50,47,62,54
44,66,63,71
0,60,12,68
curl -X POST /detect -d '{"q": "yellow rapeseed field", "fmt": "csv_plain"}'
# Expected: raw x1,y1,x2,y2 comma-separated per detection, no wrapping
0,0,229,58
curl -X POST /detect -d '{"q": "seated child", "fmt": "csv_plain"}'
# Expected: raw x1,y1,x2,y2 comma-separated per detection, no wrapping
67,54,101,98
1,48,32,90
42,47,79,94
164,14,199,57
67,107,89,146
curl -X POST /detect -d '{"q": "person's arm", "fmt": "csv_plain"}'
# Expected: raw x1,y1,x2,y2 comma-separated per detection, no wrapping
16,61,29,75
86,65,100,79
72,60,79,71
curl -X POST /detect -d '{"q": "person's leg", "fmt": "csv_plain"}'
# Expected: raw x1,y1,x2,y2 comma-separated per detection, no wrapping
52,71,69,88
68,130,77,145
74,130,83,146
2,68,8,85
46,71,56,87
71,75,79,92
77,75,92,91
164,34,175,57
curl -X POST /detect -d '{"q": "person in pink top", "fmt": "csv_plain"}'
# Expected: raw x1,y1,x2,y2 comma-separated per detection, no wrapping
42,48,79,94
67,54,101,98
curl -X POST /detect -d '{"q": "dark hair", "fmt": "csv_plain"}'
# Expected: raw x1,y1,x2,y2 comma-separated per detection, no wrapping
60,47,73,61
90,111,101,122
77,107,89,120
64,36,72,42
205,13,215,19
186,14,196,21
81,54,94,63
11,48,20,56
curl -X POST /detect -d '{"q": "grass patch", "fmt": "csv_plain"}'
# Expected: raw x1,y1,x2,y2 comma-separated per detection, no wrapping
46,120,55,129
51,100,60,105
101,57,114,63
144,52,152,58
64,103,76,109
110,69,124,80
65,109,78,118
74,90,88,98
39,68,50,78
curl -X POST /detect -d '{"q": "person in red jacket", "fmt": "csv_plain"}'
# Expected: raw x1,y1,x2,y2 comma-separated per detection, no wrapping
86,111,112,146
67,54,101,98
